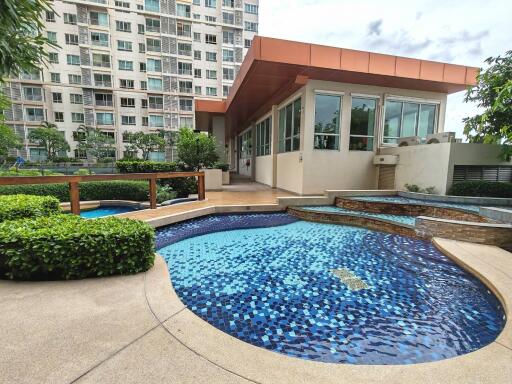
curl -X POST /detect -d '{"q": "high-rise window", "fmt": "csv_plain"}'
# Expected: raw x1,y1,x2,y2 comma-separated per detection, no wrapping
54,112,64,122
64,13,77,24
146,18,160,32
95,93,113,106
245,3,258,14
117,40,132,51
193,32,201,42
49,52,59,64
46,11,55,22
148,96,163,109
120,79,135,89
206,70,217,79
222,12,234,25
121,116,136,125
145,0,160,12
51,73,61,83
52,92,62,103
245,39,252,48
177,4,191,17
223,0,234,7
195,86,202,95
179,99,193,111
205,0,216,8
121,98,135,108
178,62,192,75
47,32,57,44
70,94,83,104
314,93,341,150
205,34,217,44
349,97,376,151
278,98,301,153
179,81,193,93
92,54,110,68
206,87,217,96
65,34,78,45
178,43,192,56
222,49,234,62
96,112,114,125
149,115,164,127
223,31,234,44
118,60,133,71
94,74,112,87
147,59,162,72
67,54,80,65
256,117,272,156
91,32,109,47
116,21,131,32
90,11,108,26
194,50,201,60
244,22,258,32
177,22,191,37
223,85,230,97
222,67,234,80
68,74,82,84
148,78,163,91
72,112,85,123
383,100,437,144
23,87,43,101
206,52,217,62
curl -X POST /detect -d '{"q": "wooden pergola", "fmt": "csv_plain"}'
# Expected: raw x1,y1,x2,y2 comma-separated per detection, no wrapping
0,172,206,215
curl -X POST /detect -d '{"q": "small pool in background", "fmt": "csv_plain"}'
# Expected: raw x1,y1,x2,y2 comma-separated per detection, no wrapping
157,213,505,365
302,205,416,226
80,205,138,219
349,195,482,212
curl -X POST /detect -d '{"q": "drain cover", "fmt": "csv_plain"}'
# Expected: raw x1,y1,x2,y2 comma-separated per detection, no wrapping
331,268,370,291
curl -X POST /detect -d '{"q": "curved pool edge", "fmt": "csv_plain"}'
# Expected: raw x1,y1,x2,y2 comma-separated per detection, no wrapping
145,239,512,384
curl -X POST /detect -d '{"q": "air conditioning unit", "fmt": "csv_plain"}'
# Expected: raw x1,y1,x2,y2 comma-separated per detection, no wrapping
373,155,398,165
426,132,456,144
397,136,420,147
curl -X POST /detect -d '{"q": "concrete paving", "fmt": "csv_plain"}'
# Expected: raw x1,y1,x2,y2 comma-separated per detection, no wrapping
1,219,511,383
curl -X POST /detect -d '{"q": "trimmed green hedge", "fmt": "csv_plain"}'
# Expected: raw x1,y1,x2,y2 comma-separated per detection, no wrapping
116,160,197,198
0,181,150,202
449,181,512,198
0,215,155,280
0,195,61,222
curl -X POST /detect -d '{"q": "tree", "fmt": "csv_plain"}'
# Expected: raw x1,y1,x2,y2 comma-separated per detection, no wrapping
0,0,57,78
0,94,21,158
27,121,70,161
124,132,166,160
76,125,115,160
176,128,219,171
463,50,512,159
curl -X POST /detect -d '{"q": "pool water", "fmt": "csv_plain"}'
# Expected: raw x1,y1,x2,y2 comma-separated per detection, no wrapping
350,195,482,212
302,205,416,226
157,213,505,365
80,206,137,218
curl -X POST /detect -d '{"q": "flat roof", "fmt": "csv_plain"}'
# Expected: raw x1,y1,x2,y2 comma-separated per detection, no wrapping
196,36,479,136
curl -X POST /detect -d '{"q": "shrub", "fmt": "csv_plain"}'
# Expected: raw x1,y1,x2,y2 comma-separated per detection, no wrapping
156,185,177,203
449,181,512,198
0,215,155,280
0,168,63,176
213,162,230,172
116,160,197,197
73,168,94,175
404,183,421,192
0,181,150,202
0,194,61,222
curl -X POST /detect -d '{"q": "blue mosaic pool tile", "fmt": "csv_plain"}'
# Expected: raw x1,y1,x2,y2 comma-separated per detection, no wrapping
157,213,505,365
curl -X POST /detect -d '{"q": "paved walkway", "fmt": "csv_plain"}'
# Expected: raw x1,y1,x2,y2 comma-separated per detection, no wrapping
1,238,512,383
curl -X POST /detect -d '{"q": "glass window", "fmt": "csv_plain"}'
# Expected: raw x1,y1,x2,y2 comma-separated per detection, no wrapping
180,116,193,128
256,117,272,156
90,11,108,26
70,94,83,104
148,96,163,109
179,99,193,111
148,78,162,91
94,74,112,87
54,112,64,122
117,40,132,51
72,112,85,123
95,93,113,106
66,54,80,65
146,18,160,32
223,67,234,80
239,130,251,159
223,31,234,44
47,31,57,44
23,87,43,101
206,87,217,96
149,115,164,127
144,0,160,12
245,3,258,14
206,52,217,62
51,73,60,83
64,13,77,25
244,22,258,32
314,94,341,150
147,59,162,72
278,98,301,153
68,74,81,84
349,97,376,151
148,151,165,161
383,100,438,143
65,33,78,45
49,52,59,64
176,3,190,17
222,49,234,62
91,32,109,47
92,53,110,68
96,112,114,125
26,108,44,121
121,116,136,125
118,60,133,71
116,21,131,32
178,43,191,56
52,92,62,103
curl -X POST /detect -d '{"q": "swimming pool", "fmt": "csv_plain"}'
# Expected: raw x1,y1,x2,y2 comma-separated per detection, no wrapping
157,213,505,365
80,205,137,218
301,205,416,225
350,195,482,212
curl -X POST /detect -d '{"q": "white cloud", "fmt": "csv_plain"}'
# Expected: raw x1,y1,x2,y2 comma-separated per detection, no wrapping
259,0,511,140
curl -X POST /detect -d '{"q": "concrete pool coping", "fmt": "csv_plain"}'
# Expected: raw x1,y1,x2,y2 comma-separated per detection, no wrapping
144,238,512,383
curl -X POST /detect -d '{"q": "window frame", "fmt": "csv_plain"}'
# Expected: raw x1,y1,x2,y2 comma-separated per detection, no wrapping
256,116,272,157
278,97,302,153
349,95,379,151
313,92,343,151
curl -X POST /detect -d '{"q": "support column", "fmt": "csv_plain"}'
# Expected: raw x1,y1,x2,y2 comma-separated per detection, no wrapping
271,105,279,188
69,182,80,215
198,174,206,200
149,177,157,209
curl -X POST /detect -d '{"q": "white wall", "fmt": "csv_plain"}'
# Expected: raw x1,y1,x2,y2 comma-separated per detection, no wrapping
381,142,511,194
255,155,273,186
276,152,303,194
211,116,226,161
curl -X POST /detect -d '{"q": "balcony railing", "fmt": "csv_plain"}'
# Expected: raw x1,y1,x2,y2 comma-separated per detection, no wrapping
148,103,163,109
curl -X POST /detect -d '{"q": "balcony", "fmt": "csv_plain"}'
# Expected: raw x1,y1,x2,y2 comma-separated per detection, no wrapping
149,103,163,110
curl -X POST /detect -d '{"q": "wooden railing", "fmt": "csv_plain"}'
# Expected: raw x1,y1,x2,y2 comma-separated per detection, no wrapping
0,172,206,215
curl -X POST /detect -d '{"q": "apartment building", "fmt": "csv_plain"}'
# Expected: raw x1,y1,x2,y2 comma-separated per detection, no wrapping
2,0,258,161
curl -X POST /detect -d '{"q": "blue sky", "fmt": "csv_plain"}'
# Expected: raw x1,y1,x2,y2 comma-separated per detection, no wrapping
258,0,511,139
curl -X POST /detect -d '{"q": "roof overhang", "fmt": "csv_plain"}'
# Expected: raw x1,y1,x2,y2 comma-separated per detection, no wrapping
197,36,479,138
